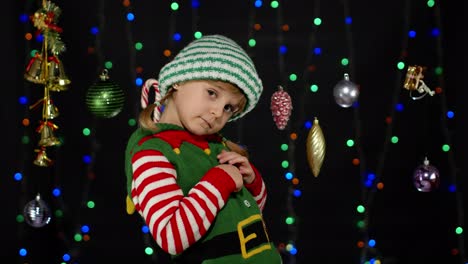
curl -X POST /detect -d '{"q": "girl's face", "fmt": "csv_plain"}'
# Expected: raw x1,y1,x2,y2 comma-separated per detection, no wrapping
161,80,245,135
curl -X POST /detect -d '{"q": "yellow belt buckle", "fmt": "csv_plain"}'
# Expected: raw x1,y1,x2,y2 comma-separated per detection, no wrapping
237,214,272,259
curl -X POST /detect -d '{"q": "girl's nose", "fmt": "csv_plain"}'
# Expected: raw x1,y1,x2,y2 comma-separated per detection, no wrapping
211,107,223,118
211,102,224,118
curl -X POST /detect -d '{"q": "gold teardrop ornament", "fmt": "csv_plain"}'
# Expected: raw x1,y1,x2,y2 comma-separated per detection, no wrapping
306,117,326,177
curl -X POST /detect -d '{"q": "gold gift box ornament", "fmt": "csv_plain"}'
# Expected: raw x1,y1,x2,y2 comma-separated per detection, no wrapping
403,65,435,100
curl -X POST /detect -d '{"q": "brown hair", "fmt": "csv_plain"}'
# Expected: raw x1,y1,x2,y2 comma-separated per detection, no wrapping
224,140,249,158
138,89,174,131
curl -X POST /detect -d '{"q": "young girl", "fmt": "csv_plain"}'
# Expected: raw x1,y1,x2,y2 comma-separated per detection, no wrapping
125,35,282,263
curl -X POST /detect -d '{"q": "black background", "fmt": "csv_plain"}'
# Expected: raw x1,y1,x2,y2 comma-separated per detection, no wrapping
3,1,466,263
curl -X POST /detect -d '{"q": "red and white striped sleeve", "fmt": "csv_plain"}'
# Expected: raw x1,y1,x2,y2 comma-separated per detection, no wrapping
130,149,237,255
244,163,268,211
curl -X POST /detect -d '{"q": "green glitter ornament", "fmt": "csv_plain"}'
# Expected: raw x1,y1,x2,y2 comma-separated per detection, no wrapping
85,69,125,118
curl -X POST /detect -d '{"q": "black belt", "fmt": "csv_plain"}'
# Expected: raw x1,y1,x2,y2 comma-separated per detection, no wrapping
173,218,270,263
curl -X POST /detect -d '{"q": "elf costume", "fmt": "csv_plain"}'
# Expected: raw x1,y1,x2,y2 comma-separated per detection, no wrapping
125,123,282,263
125,35,282,263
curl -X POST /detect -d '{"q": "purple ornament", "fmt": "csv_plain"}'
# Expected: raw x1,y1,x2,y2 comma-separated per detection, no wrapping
413,157,440,192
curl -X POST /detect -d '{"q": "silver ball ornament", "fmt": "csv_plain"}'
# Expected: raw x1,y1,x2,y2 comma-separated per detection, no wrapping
23,193,51,228
333,73,360,108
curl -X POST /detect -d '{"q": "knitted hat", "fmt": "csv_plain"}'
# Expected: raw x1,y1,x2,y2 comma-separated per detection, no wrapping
158,35,262,120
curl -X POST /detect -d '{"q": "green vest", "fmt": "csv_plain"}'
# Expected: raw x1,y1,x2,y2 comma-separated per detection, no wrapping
125,124,282,263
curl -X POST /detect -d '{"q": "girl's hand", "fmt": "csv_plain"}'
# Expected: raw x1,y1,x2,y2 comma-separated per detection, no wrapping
215,164,243,192
217,150,255,184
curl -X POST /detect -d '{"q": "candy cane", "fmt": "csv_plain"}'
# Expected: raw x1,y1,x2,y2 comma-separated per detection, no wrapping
141,78,162,123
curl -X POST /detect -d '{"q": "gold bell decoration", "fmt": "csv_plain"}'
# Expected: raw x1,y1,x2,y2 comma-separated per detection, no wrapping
306,117,326,177
42,97,59,119
28,96,59,120
33,147,53,167
36,121,61,147
25,1,68,167
24,53,46,84
403,65,435,100
47,55,71,92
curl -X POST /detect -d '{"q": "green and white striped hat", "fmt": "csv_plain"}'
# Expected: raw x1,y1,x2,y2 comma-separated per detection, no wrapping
158,35,262,121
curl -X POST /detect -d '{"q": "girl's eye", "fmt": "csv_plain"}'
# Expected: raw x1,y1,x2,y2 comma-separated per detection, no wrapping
207,90,216,97
224,104,234,113
224,105,238,113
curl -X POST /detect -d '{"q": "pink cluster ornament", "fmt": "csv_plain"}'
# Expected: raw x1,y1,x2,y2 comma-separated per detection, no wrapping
270,85,293,130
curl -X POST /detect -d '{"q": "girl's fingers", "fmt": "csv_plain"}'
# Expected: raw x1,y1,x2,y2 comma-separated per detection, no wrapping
217,151,253,177
218,151,243,163
228,157,247,165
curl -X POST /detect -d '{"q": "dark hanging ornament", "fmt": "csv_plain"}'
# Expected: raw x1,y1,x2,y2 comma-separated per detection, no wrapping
413,156,440,192
85,69,125,118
